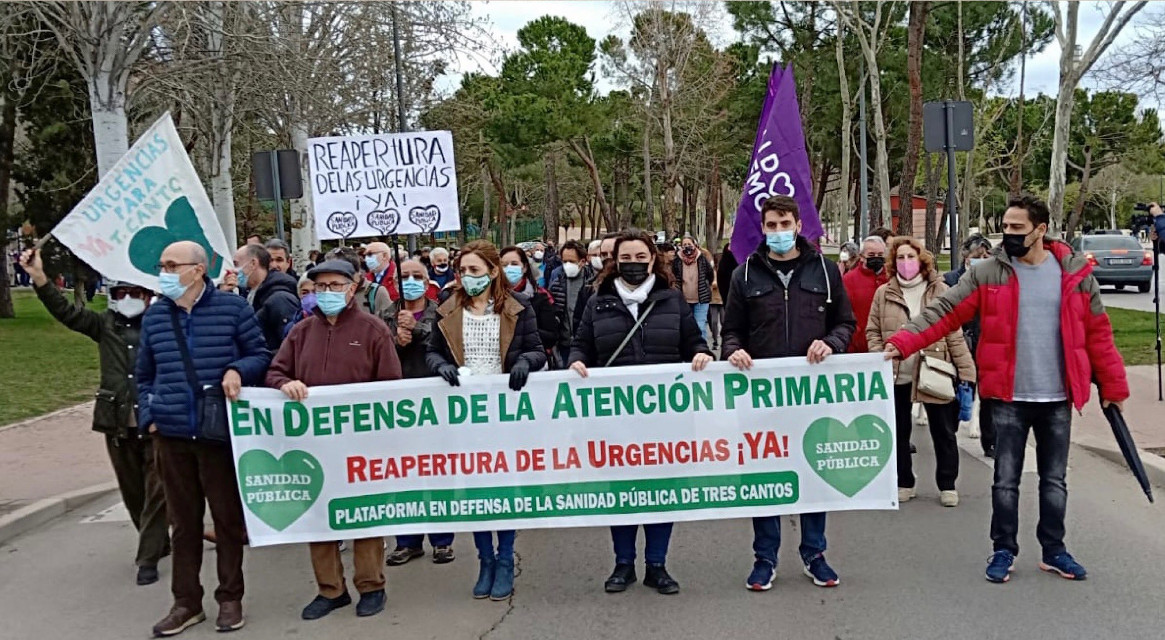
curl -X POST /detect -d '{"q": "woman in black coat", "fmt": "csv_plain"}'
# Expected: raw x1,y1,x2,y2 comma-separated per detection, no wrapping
567,230,713,595
500,246,562,368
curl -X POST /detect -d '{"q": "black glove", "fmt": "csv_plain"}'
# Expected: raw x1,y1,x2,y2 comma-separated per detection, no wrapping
508,359,531,391
437,363,460,387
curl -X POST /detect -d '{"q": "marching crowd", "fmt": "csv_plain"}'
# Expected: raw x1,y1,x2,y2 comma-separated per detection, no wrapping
18,193,1131,637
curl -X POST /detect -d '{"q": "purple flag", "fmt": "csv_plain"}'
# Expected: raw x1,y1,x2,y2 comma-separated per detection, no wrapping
730,64,823,264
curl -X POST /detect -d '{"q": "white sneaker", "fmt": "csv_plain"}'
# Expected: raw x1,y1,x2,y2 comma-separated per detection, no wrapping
898,488,916,502
940,490,959,507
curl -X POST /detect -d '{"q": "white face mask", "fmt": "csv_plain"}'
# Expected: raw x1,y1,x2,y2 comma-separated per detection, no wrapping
590,256,604,270
114,297,146,318
563,262,581,278
839,251,850,263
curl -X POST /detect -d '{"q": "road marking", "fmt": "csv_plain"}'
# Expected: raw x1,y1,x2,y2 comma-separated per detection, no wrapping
80,502,131,524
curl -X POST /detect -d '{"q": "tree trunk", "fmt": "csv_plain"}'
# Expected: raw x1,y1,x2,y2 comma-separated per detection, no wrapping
1065,146,1094,239
835,23,853,244
660,63,678,239
705,161,720,250
1009,2,1028,198
615,156,631,229
480,132,491,239
88,70,130,178
542,150,559,242
925,152,940,251
567,137,614,230
206,1,237,249
898,1,930,239
815,157,832,214
642,110,653,232
0,91,16,318
1047,78,1078,232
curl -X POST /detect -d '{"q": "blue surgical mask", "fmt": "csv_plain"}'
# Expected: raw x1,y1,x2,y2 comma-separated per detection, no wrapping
766,231,797,255
969,257,987,268
300,292,317,314
461,274,492,297
236,268,249,290
316,291,347,316
158,272,188,301
503,265,525,285
401,277,426,301
364,254,380,271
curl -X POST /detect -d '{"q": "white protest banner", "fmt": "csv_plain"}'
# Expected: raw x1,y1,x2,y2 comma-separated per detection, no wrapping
49,113,232,289
307,131,460,241
229,354,897,547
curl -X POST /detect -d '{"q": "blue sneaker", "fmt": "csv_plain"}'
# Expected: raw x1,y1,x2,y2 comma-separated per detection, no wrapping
803,554,839,587
1040,552,1087,581
746,560,774,591
985,550,1015,583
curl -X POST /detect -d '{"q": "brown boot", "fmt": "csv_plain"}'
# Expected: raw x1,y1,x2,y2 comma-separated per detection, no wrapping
215,601,245,633
152,606,205,637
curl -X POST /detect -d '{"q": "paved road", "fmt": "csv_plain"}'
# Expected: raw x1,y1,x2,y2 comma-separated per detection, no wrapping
2,430,1164,640
1100,267,1164,313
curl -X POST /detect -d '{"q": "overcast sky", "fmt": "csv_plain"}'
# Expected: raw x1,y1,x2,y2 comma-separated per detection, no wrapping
445,1,1158,108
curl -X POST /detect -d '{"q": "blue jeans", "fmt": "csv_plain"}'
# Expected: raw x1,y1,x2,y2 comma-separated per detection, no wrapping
396,532,454,549
611,523,673,565
473,530,515,560
987,400,1071,557
689,302,709,342
752,513,827,566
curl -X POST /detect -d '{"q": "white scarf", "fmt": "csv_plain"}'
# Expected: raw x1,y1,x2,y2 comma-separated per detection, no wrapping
614,273,655,318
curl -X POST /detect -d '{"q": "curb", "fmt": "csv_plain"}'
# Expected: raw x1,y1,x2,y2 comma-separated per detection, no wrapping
1077,442,1165,496
0,481,118,545
0,401,94,433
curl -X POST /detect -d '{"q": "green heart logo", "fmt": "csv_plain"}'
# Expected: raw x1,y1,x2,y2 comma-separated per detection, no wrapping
236,450,324,531
127,196,225,278
802,415,893,497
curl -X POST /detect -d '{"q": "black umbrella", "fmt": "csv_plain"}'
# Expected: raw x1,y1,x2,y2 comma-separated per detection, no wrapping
1102,405,1155,503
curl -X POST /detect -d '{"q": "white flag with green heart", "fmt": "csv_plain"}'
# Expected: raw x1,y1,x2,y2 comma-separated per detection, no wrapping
49,112,232,290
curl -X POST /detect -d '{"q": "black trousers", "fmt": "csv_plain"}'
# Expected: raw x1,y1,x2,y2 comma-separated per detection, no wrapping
105,434,170,567
894,384,960,491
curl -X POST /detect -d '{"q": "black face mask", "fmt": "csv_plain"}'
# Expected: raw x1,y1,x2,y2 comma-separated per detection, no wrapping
618,262,650,285
865,257,885,273
1002,232,1033,259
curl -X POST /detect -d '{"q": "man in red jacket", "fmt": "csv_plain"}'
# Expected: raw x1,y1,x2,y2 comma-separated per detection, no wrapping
841,236,888,354
266,259,402,620
884,195,1129,585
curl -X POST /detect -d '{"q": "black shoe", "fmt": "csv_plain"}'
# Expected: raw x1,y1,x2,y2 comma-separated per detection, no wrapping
137,565,159,586
643,564,680,595
301,592,352,620
355,590,386,617
604,563,637,593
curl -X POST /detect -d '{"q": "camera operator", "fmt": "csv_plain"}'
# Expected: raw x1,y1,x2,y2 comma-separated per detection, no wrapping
1146,202,1165,254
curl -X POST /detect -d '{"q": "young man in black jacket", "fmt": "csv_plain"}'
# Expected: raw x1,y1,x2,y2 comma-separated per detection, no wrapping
721,195,856,592
233,244,302,351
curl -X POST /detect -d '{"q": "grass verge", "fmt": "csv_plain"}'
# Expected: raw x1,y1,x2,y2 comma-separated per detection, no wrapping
0,289,105,426
1108,307,1161,367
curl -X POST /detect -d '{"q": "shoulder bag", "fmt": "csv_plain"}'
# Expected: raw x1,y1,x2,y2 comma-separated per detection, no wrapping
170,308,231,444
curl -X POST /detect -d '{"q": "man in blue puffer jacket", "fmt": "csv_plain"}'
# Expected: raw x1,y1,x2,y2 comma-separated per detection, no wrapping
137,241,270,637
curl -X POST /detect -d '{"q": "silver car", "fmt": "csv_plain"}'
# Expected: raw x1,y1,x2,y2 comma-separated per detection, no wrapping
1070,233,1153,292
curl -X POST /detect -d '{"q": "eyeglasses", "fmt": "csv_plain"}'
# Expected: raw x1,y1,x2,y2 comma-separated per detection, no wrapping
155,262,198,274
314,282,353,293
